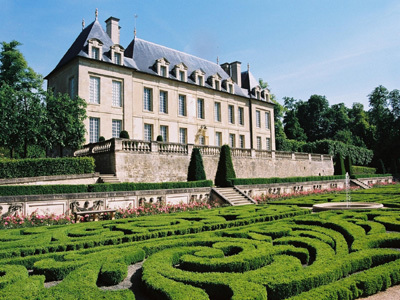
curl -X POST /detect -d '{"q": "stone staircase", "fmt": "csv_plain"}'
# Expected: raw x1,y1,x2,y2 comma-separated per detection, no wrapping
212,187,256,206
350,179,371,189
98,174,121,184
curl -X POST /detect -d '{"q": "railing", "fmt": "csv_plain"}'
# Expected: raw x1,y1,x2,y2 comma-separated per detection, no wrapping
159,142,188,154
122,140,151,152
92,141,112,154
255,150,272,158
294,152,309,160
232,148,252,157
311,154,322,161
275,151,292,159
196,145,220,156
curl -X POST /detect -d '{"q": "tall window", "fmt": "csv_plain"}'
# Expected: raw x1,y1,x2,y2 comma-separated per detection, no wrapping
228,105,235,124
112,81,122,107
214,102,221,122
160,65,167,77
179,128,187,144
159,91,168,113
229,134,235,148
266,138,271,151
89,76,100,104
265,112,270,129
114,52,121,65
256,110,261,128
215,132,222,147
257,137,262,150
197,75,204,86
228,84,233,94
143,88,152,111
89,117,100,143
68,77,75,98
197,98,204,119
112,120,122,138
215,80,220,90
239,135,245,148
179,71,185,81
238,107,244,125
198,135,205,145
91,47,99,59
144,124,153,142
178,95,186,116
160,125,168,142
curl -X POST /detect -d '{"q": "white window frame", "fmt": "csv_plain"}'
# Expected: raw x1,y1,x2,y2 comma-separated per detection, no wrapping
256,110,261,128
159,90,168,114
160,125,168,142
214,102,221,122
266,137,271,151
143,88,153,111
238,107,244,126
257,137,262,150
265,111,270,129
178,94,186,116
89,117,100,143
215,132,222,147
228,105,235,124
112,120,122,138
197,98,205,119
239,135,245,148
112,80,122,107
179,128,187,144
89,76,100,104
229,133,236,148
144,124,153,142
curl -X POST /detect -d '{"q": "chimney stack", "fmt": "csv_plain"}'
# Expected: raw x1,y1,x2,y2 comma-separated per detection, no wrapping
105,17,120,44
230,61,242,88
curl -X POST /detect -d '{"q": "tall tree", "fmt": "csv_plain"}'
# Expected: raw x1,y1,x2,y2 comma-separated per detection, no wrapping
282,97,307,141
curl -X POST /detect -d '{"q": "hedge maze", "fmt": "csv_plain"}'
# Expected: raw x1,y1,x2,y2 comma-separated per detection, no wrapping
1,199,400,299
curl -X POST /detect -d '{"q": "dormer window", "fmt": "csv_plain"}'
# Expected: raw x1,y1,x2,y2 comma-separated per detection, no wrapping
252,86,262,100
155,58,170,78
192,69,205,86
223,78,235,94
110,44,124,66
88,38,103,61
174,63,188,82
262,90,270,101
209,73,222,90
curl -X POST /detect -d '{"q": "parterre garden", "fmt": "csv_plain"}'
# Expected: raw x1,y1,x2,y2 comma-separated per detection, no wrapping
2,185,400,299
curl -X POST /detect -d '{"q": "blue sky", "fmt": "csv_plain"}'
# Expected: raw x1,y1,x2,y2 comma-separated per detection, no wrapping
1,0,399,108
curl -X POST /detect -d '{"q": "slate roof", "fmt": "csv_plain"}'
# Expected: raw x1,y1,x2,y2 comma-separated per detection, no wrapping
47,18,271,103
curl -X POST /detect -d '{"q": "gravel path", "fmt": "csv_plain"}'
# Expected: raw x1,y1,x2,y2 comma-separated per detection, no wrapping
358,285,400,300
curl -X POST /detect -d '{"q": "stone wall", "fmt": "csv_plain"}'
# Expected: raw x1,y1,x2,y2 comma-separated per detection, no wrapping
0,173,100,186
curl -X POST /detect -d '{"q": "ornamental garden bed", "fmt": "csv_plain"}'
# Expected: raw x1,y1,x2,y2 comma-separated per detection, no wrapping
1,185,400,299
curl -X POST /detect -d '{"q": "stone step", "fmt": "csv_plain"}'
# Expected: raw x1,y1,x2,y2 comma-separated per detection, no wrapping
99,174,121,184
212,187,254,206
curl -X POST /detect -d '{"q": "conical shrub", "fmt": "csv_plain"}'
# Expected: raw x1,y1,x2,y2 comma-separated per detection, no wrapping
334,153,345,175
214,145,236,187
187,148,206,181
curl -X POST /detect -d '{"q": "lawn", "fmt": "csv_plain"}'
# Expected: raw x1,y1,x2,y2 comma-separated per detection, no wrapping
1,185,400,299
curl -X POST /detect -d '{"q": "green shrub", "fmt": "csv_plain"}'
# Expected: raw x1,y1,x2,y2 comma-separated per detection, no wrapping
352,166,376,175
0,157,95,179
334,153,345,175
98,136,105,142
344,155,353,176
187,148,206,181
351,174,392,179
0,184,88,196
119,130,129,139
215,145,236,187
230,175,345,186
156,135,163,142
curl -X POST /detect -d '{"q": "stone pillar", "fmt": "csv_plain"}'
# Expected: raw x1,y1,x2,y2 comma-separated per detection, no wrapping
113,138,123,151
271,151,276,160
251,149,256,158
187,144,194,157
292,152,295,160
151,141,159,153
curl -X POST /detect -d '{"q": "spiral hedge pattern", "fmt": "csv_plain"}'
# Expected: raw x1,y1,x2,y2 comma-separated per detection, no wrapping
1,201,400,299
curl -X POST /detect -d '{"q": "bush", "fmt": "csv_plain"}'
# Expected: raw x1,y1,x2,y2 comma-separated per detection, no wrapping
334,153,345,175
352,166,376,175
187,148,206,181
344,155,353,176
230,175,345,186
156,135,163,142
98,136,105,142
119,130,129,139
0,157,95,179
215,145,236,187
0,184,88,196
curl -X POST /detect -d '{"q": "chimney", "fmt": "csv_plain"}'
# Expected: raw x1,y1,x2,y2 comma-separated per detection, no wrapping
220,62,231,76
105,17,120,44
230,61,242,88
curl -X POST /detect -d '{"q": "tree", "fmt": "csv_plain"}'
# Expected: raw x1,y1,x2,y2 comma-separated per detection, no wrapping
44,92,87,156
283,97,307,141
215,145,236,187
0,41,44,158
187,148,206,181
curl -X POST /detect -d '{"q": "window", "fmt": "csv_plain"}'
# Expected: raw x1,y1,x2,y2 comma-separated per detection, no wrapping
114,52,121,65
89,117,100,143
89,76,100,104
197,75,204,86
68,77,75,98
228,105,235,124
228,84,233,94
214,102,221,122
239,135,245,148
160,65,167,77
229,134,235,148
256,110,261,128
144,124,153,142
256,91,261,100
112,81,122,107
215,80,220,90
112,120,122,138
159,91,168,113
179,70,185,81
179,128,187,144
197,98,204,119
91,47,99,59
215,132,222,147
238,107,244,125
265,112,270,129
266,138,271,151
198,135,205,145
178,95,186,116
143,88,152,111
160,125,168,142
257,137,262,150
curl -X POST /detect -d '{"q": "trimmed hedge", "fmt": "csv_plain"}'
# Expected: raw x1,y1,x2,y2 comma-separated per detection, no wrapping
351,174,392,179
352,166,376,175
0,157,95,179
0,180,213,196
187,148,206,182
230,175,346,186
215,145,236,187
